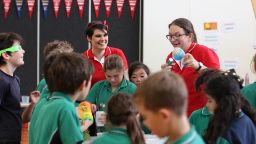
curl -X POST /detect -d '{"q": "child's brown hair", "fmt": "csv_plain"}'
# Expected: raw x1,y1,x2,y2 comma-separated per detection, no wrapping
107,93,145,144
103,54,124,71
133,70,188,116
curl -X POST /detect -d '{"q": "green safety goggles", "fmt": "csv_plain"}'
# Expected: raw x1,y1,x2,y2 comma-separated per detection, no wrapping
0,45,22,56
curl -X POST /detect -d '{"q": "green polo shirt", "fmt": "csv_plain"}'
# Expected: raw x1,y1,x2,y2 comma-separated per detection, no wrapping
241,82,256,109
29,91,83,144
86,79,136,111
93,127,131,144
189,106,212,136
37,79,47,93
165,126,205,144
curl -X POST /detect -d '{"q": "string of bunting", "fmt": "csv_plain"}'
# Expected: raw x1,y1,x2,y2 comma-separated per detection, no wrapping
1,0,137,19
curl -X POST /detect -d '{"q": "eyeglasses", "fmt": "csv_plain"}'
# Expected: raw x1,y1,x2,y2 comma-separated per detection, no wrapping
166,33,186,40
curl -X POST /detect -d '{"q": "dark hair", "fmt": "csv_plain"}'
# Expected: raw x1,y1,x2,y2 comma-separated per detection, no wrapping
43,40,74,58
44,52,93,94
133,71,188,116
195,69,256,143
103,54,124,71
85,21,108,38
107,93,145,144
128,61,150,80
168,18,197,43
251,53,256,73
0,32,23,65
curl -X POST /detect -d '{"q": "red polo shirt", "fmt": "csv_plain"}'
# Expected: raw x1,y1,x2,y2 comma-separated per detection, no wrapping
166,43,220,116
82,46,128,87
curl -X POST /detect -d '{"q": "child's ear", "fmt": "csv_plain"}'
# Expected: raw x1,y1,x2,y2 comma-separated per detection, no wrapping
1,52,10,60
158,109,171,120
79,81,86,90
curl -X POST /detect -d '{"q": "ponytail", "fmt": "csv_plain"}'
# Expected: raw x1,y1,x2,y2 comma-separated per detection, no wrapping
126,115,145,144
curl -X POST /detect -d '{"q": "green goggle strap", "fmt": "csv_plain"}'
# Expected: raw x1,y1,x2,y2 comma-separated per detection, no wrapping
0,45,22,56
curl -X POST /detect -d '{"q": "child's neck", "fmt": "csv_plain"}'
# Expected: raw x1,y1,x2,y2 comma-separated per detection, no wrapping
0,64,15,76
168,115,190,143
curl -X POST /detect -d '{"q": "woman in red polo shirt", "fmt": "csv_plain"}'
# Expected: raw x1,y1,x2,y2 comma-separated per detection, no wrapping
161,18,220,116
83,21,128,87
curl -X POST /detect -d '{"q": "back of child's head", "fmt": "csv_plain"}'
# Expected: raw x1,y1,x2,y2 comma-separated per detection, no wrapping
133,70,188,116
107,93,145,144
195,69,256,143
45,52,93,94
43,40,74,59
0,32,23,65
128,61,150,79
103,54,124,72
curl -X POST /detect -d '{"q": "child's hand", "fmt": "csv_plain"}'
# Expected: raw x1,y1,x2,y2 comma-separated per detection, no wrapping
30,91,40,104
81,120,93,132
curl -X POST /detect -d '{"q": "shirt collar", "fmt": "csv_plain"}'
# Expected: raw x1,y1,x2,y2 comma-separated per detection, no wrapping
49,91,72,102
201,106,213,116
86,46,111,59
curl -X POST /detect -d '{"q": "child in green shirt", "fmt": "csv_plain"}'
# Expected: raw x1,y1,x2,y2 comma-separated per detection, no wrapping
133,71,205,144
93,93,145,144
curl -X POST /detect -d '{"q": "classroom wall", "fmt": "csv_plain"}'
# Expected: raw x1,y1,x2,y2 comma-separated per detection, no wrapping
143,0,256,82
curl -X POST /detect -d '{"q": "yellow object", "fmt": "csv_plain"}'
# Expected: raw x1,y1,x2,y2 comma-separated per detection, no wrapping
77,101,94,121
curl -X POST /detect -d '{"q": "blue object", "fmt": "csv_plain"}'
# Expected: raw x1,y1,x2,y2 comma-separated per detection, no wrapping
173,48,185,60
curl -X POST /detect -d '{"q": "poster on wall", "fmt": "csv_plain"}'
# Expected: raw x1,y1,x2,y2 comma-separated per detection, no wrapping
93,0,101,18
202,22,220,52
128,0,137,19
252,0,256,18
53,0,61,17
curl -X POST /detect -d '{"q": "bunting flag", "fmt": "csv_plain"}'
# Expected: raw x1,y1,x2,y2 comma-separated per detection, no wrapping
52,0,61,17
41,0,49,17
3,0,12,18
104,0,112,17
116,0,124,18
77,0,85,18
15,0,24,17
128,0,137,19
92,0,101,18
64,0,73,17
27,0,35,18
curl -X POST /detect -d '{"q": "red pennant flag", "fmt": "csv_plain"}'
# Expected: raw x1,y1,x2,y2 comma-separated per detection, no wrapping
42,0,49,17
128,0,137,19
92,0,101,18
3,0,12,18
15,0,23,17
27,0,35,18
104,0,112,17
64,0,72,17
116,0,124,18
52,0,61,17
77,0,85,18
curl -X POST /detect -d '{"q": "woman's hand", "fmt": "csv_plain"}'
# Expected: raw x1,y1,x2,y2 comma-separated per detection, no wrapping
182,53,198,69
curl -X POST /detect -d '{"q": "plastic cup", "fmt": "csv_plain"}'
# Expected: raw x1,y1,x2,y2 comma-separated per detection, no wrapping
21,96,30,104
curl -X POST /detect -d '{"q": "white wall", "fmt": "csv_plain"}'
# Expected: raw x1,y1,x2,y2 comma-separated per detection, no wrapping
143,0,256,82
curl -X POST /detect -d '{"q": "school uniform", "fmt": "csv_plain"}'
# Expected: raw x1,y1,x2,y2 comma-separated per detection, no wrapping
86,79,136,111
189,106,212,136
36,79,46,93
29,92,83,144
93,127,131,144
165,126,205,144
82,46,128,87
0,70,22,143
216,112,256,144
241,82,256,108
